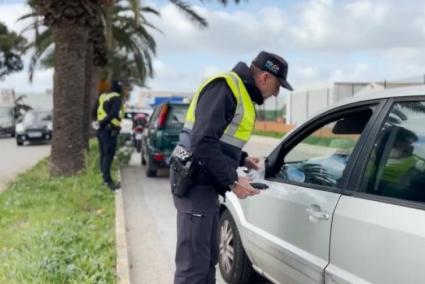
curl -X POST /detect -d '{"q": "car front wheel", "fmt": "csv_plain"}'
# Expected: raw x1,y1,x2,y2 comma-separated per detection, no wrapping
219,210,255,284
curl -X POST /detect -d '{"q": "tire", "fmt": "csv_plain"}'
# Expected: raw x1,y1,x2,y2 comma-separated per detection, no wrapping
11,131,15,138
136,140,141,153
141,147,146,165
16,139,23,146
219,210,255,284
145,155,157,177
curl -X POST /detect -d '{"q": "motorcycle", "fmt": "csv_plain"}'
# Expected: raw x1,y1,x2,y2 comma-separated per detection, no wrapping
132,114,148,153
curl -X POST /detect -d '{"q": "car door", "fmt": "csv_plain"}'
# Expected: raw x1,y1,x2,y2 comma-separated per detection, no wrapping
326,98,425,284
241,102,382,284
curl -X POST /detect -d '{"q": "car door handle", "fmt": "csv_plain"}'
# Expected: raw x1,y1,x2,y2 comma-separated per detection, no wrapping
306,206,330,220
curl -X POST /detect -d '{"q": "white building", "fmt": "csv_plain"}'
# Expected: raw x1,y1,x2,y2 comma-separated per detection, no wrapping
286,82,422,125
133,91,193,108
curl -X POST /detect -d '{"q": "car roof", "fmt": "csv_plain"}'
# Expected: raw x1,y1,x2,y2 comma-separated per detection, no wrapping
288,85,425,136
334,84,425,108
157,102,189,107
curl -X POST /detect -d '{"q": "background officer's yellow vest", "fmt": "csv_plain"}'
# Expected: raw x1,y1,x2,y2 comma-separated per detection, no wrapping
97,92,125,127
184,72,256,149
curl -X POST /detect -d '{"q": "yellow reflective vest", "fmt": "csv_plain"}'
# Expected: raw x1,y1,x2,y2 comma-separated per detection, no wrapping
97,92,125,127
184,72,256,149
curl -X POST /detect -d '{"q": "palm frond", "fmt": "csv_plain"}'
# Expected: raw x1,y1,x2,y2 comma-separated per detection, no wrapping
169,0,208,28
16,12,39,22
200,0,245,4
141,6,160,16
27,29,53,82
128,0,141,23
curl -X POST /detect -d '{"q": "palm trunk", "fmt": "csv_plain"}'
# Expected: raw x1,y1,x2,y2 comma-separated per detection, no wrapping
89,66,101,138
50,23,88,176
83,41,94,150
105,4,114,82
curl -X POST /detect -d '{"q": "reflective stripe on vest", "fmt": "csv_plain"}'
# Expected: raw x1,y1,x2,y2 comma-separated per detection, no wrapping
97,92,125,127
184,72,256,149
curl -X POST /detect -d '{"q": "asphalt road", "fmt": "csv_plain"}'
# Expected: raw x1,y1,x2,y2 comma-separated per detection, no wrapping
0,136,50,192
122,135,279,283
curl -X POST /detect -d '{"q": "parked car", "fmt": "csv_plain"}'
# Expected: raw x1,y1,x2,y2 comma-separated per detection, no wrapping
141,102,189,177
15,110,52,146
219,85,425,284
0,106,15,137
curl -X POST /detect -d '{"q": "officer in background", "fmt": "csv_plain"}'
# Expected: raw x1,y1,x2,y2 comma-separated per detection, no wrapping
95,81,125,191
172,51,293,283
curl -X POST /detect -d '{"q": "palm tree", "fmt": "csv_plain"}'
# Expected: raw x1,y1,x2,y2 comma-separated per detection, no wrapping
20,2,158,85
27,0,106,176
24,0,246,176
22,2,159,152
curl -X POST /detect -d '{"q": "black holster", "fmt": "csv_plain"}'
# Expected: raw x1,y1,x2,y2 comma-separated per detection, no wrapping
170,145,198,198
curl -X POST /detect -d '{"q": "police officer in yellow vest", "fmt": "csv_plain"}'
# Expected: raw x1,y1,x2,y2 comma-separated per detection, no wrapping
171,51,293,283
96,81,125,191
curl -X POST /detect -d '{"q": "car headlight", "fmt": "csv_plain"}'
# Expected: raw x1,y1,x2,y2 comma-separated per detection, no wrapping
47,122,53,131
16,123,25,133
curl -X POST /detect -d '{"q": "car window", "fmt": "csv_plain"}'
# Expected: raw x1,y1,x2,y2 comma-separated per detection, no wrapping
148,107,160,129
361,101,425,203
166,105,187,126
273,107,374,188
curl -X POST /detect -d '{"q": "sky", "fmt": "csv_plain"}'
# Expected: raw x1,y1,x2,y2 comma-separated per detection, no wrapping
1,0,425,100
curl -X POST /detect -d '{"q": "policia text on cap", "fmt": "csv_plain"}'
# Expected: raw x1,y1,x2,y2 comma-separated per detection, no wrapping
170,51,293,284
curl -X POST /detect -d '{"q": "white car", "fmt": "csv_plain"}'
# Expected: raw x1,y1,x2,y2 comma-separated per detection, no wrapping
219,85,425,284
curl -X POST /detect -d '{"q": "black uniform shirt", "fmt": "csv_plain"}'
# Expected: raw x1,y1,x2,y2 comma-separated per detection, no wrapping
190,62,264,190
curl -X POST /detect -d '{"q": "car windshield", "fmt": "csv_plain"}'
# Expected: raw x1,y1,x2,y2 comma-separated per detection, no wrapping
23,111,51,125
167,105,187,125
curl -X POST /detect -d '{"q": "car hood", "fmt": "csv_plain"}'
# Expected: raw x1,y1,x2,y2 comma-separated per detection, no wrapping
23,120,48,129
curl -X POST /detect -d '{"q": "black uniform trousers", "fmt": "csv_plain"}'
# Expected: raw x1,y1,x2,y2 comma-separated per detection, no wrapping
174,210,219,284
172,172,221,284
97,128,118,183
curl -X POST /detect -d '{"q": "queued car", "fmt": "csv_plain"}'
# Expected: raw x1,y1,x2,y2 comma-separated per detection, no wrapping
141,102,189,177
15,110,52,146
0,106,16,137
219,85,425,284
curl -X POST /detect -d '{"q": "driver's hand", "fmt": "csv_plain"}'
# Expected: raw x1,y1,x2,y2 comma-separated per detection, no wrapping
232,176,260,199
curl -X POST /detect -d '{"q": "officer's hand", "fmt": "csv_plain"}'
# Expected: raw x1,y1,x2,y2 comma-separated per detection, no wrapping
232,176,260,199
244,157,261,170
92,121,100,130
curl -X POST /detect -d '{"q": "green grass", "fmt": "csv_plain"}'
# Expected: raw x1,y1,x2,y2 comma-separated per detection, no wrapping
252,130,286,139
303,136,357,149
253,130,356,149
0,141,116,284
